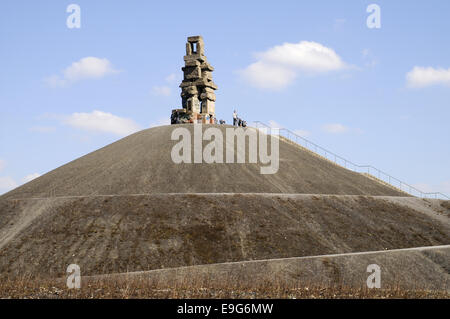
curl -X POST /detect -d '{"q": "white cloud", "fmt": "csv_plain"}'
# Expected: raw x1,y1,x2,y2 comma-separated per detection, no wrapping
0,160,16,194
151,85,172,96
258,41,346,71
412,181,450,197
151,73,179,96
165,73,179,83
150,118,171,127
44,75,67,88
45,57,119,87
22,173,41,183
268,121,310,137
240,62,297,90
239,41,347,90
412,183,434,193
293,129,311,138
361,49,377,68
406,66,450,88
63,110,142,136
322,123,349,134
0,173,43,194
268,120,283,128
0,176,18,194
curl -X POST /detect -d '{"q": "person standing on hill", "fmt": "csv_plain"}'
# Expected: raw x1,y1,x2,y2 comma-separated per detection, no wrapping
233,110,237,126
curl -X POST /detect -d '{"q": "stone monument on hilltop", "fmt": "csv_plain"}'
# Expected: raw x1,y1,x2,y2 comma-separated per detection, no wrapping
171,36,218,124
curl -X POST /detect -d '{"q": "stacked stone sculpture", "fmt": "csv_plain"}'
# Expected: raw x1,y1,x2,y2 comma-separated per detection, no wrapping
171,36,218,124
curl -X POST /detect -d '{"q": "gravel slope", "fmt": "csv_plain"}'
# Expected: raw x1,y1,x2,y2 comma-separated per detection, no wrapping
93,245,450,291
0,194,448,278
1,125,406,199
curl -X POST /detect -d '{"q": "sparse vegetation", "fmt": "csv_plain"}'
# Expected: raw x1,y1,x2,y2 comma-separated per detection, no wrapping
0,274,448,299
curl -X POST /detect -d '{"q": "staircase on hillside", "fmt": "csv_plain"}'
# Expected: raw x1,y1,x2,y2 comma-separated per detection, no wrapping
254,121,449,200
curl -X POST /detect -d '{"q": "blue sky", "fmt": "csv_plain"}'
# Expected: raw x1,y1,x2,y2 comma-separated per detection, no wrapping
1,0,449,195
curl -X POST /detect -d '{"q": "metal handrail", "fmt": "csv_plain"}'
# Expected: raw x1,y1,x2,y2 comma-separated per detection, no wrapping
253,121,449,200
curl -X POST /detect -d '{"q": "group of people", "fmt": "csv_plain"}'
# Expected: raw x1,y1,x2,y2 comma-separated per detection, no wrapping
171,109,246,127
232,110,247,127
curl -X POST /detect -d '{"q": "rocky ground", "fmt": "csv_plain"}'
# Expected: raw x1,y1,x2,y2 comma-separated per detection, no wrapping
0,194,448,281
1,274,448,299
